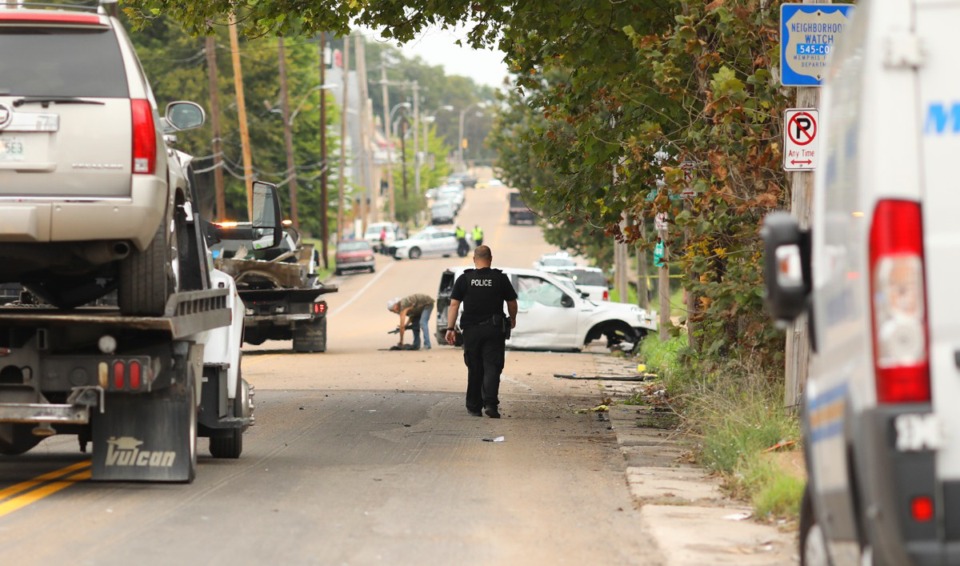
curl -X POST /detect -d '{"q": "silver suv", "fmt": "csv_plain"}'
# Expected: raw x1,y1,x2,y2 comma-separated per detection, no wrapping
0,2,206,315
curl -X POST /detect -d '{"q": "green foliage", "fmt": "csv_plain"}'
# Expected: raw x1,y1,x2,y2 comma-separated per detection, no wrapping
634,332,802,519
747,458,805,519
488,0,789,371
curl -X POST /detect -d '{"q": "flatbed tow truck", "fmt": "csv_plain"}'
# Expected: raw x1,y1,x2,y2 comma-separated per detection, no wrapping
0,182,283,482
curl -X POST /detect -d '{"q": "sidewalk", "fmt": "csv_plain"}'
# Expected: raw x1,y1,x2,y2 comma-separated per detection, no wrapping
589,354,799,565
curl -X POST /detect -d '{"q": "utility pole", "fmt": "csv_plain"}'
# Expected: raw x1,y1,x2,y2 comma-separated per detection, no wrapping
412,81,419,198
399,118,408,199
658,225,670,341
637,218,650,310
228,15,254,219
319,33,329,269
784,0,830,409
277,38,300,229
354,35,373,227
204,35,226,219
336,35,349,242
380,57,396,221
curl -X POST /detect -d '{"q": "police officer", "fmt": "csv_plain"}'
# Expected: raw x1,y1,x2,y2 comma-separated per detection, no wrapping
454,225,469,257
472,224,484,247
444,245,518,418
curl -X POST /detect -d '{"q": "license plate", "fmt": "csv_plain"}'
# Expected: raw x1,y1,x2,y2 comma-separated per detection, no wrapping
0,137,24,161
894,413,942,451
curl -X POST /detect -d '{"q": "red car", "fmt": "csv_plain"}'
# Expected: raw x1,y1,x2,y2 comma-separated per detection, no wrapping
335,239,376,275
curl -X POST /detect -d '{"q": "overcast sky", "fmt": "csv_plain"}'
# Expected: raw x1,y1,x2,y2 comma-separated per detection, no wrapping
382,24,510,90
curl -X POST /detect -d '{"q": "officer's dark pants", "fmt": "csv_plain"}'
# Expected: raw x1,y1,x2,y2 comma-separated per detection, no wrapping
462,323,505,411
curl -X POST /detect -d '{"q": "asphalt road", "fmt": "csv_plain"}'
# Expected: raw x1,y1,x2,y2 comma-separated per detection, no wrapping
0,184,665,565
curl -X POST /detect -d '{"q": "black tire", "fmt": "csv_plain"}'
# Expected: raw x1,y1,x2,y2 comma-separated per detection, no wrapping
409,247,422,260
293,317,327,353
0,424,42,456
799,483,830,566
118,221,175,316
335,268,342,275
209,371,244,459
369,265,376,273
183,369,198,482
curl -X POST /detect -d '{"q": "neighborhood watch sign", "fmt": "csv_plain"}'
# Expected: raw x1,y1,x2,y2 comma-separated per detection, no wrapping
780,4,855,87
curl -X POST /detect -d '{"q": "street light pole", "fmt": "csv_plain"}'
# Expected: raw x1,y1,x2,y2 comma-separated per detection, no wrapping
277,38,300,229
457,101,487,173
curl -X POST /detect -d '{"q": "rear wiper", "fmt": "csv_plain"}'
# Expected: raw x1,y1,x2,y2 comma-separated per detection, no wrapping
12,97,105,108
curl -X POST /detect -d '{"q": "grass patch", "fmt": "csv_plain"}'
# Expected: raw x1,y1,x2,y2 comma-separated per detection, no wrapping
630,331,803,522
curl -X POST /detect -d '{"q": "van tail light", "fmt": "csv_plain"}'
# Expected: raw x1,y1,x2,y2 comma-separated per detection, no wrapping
869,200,930,403
602,289,609,301
131,99,156,174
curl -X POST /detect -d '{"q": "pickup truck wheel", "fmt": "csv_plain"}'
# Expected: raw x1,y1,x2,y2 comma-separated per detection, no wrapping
118,219,177,316
800,484,830,566
0,424,42,455
293,317,327,353
209,372,244,459
409,247,422,259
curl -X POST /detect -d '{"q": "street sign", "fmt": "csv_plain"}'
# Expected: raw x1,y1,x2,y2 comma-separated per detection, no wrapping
655,212,668,232
783,108,819,171
780,3,855,87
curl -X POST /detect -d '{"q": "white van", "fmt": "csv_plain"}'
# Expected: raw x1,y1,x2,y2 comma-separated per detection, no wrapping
763,2,960,564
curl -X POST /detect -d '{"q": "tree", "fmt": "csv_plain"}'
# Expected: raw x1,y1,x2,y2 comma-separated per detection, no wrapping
127,0,793,367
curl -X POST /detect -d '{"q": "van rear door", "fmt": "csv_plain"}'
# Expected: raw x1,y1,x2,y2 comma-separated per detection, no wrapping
917,3,960,487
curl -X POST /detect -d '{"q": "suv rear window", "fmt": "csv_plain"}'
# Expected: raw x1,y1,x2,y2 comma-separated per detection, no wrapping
0,28,128,97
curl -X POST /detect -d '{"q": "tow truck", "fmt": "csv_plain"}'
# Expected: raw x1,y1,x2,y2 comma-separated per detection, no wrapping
0,182,283,482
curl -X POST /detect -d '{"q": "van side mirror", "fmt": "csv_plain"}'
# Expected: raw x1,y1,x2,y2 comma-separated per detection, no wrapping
561,294,575,308
761,212,811,323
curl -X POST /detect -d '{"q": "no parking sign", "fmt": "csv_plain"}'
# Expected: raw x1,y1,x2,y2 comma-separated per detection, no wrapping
783,108,819,171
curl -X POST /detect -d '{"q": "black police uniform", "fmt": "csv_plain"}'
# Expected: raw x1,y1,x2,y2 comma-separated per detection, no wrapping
450,267,518,413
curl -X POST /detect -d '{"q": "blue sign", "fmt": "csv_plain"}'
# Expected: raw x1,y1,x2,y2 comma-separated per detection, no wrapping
780,3,855,87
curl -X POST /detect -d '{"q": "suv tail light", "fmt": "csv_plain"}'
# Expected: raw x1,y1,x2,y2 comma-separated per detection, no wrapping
869,200,930,403
131,99,156,174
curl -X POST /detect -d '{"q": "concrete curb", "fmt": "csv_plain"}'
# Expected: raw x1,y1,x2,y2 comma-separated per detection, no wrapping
589,354,799,565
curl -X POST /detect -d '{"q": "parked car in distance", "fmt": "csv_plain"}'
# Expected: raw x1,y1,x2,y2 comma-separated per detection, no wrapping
437,185,465,212
431,201,457,225
509,191,536,225
389,227,460,260
555,266,610,302
435,266,656,351
447,172,477,188
364,221,399,252
334,239,376,275
533,251,577,273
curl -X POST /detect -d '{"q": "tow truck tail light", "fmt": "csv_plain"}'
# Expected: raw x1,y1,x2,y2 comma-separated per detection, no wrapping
113,361,125,390
131,99,156,174
129,361,142,390
313,302,326,315
869,200,930,403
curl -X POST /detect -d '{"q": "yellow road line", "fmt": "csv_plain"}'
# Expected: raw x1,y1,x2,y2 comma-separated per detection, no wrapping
0,467,91,518
0,460,90,502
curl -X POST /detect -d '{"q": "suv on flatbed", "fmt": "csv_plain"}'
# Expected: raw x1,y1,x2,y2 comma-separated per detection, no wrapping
0,2,206,315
